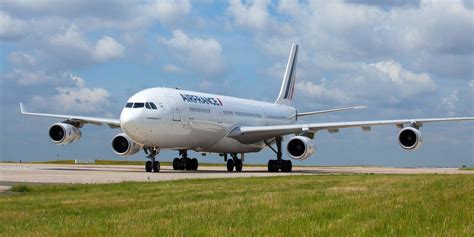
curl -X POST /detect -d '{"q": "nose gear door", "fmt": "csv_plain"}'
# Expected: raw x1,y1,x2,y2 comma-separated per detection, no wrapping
166,95,181,121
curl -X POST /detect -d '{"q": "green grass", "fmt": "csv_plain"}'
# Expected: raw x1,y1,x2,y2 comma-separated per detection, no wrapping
8,185,30,193
459,166,474,171
28,159,77,164
1,175,473,236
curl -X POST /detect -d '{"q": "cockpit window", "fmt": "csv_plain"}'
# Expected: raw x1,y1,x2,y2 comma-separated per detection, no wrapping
145,102,151,109
133,102,144,108
149,102,158,110
125,102,133,108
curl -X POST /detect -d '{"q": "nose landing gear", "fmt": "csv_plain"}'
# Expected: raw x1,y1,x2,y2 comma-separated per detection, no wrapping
145,147,160,173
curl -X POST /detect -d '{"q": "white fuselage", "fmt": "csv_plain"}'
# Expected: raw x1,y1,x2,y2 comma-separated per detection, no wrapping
120,87,296,153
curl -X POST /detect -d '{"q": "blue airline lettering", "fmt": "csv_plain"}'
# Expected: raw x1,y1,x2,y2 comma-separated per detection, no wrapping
180,94,223,106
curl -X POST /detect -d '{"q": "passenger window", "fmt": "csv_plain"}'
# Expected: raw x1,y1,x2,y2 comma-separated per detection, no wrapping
125,102,133,108
133,103,144,108
150,102,158,110
145,102,151,109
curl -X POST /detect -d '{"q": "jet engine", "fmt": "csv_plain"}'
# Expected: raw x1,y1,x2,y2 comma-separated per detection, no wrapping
49,123,81,145
286,136,315,160
111,133,141,156
398,127,423,150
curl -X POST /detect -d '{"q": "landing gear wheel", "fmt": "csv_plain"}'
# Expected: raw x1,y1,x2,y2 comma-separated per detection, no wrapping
281,160,292,172
235,159,243,172
191,158,198,171
153,161,161,172
178,158,186,170
145,161,153,172
185,158,195,170
227,159,235,172
145,147,160,173
172,158,179,170
267,160,278,172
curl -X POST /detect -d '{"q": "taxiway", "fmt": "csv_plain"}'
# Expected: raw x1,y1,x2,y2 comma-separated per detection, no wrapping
0,163,471,187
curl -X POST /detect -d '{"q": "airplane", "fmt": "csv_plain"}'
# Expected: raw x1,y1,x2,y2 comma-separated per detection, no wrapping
20,44,474,173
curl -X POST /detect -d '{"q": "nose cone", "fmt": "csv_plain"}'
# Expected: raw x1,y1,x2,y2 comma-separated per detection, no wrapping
120,108,141,136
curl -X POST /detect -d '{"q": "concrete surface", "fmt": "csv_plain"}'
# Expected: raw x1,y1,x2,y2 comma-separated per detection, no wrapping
1,163,471,188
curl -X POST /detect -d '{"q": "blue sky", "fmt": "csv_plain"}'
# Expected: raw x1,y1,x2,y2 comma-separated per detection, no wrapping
1,0,473,167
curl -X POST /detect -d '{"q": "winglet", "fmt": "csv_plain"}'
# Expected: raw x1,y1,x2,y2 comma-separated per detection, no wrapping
20,102,26,114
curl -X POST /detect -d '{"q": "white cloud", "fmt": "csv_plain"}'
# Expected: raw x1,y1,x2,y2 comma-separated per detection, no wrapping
227,0,293,36
440,90,459,116
370,61,436,97
345,0,421,8
143,0,191,26
227,0,272,30
296,80,352,104
292,60,438,110
162,64,182,73
0,11,27,40
7,52,36,68
29,74,110,114
4,69,51,86
93,36,125,62
159,29,226,78
50,24,90,53
1,0,192,31
225,1,472,113
237,0,472,79
48,25,125,65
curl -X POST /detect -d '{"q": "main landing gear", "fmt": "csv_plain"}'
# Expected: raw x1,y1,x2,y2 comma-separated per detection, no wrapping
172,150,198,171
145,147,160,173
266,137,292,172
225,153,244,172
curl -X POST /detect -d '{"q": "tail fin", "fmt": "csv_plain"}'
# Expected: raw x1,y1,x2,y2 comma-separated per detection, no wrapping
275,44,298,105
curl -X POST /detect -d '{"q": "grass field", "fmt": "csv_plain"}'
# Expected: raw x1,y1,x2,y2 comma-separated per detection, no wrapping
28,159,78,164
1,175,473,236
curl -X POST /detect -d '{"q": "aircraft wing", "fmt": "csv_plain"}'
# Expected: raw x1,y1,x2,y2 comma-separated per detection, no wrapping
227,117,474,143
20,103,121,128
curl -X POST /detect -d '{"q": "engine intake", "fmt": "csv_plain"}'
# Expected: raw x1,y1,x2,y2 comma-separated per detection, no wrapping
286,136,315,160
111,133,141,156
398,127,423,150
48,123,81,145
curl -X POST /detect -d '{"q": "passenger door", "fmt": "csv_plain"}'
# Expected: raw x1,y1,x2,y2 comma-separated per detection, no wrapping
166,95,181,121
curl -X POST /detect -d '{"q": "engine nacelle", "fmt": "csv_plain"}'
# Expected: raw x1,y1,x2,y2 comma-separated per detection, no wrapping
286,136,315,160
398,127,423,150
49,123,81,145
111,133,141,156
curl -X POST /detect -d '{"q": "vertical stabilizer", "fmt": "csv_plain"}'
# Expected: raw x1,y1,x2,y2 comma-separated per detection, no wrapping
275,44,298,105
